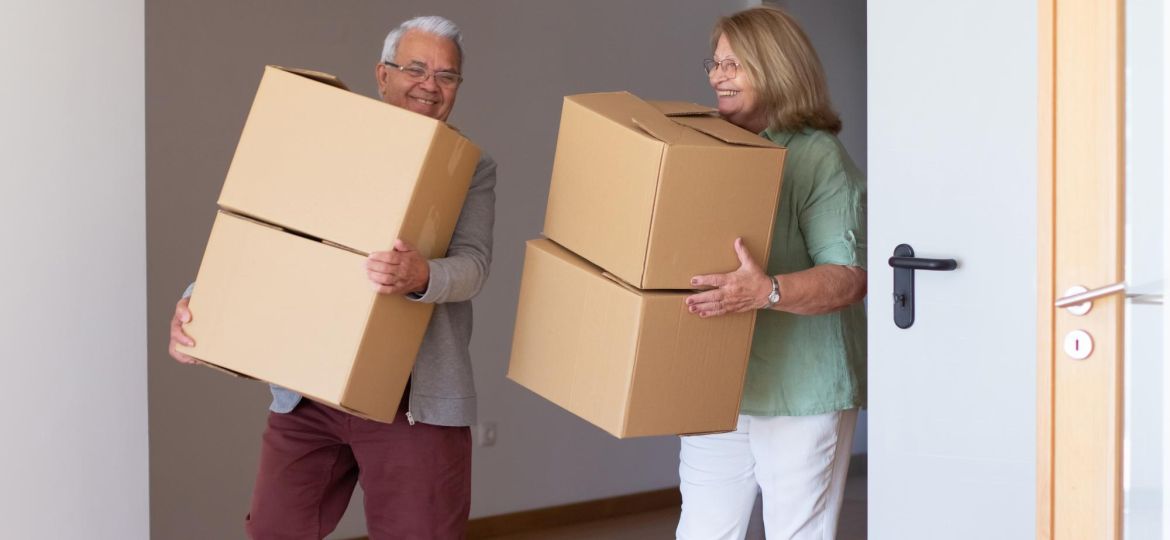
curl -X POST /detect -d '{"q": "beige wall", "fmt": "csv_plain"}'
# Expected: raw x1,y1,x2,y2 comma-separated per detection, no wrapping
147,1,750,538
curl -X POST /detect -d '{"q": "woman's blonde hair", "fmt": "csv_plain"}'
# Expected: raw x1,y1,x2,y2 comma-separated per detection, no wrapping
712,6,841,134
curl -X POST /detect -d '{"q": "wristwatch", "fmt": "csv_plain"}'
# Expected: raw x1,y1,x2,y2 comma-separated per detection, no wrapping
763,276,781,309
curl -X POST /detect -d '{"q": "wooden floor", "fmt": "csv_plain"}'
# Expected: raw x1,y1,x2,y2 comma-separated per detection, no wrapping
485,474,867,540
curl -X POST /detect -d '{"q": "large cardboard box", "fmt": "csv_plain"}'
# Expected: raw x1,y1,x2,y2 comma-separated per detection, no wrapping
180,211,434,422
507,239,755,438
543,92,787,290
177,66,481,422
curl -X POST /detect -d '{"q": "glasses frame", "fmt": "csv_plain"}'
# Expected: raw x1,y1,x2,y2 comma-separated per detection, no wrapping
702,58,741,79
383,61,464,89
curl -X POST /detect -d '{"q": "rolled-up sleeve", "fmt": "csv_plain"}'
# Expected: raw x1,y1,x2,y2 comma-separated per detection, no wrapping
412,154,497,304
799,155,867,270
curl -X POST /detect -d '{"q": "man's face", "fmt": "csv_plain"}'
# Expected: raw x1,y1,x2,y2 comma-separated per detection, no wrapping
375,30,462,122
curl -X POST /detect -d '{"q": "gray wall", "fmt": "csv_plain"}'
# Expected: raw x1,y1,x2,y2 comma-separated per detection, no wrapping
1,1,149,538
772,0,867,173
146,2,751,538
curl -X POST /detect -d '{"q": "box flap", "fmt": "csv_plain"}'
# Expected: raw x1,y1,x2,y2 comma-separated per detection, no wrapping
272,65,349,91
648,100,718,117
672,115,778,148
631,117,685,144
543,94,665,286
565,92,686,144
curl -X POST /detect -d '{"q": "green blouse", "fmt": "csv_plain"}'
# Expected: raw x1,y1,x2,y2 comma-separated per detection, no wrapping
741,127,867,416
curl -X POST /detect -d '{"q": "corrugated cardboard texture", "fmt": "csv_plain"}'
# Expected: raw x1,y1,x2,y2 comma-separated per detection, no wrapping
178,212,432,423
543,91,786,289
507,239,640,435
644,144,785,288
507,239,754,438
624,292,753,437
218,66,480,255
399,126,481,258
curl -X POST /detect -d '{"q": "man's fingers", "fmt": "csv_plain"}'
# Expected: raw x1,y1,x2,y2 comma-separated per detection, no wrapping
170,325,194,347
368,251,404,265
170,346,198,364
373,282,406,295
367,269,402,286
175,297,192,323
367,250,403,264
365,258,402,275
393,238,416,253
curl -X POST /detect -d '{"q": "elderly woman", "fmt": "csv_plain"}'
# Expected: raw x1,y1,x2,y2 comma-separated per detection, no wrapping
679,6,867,540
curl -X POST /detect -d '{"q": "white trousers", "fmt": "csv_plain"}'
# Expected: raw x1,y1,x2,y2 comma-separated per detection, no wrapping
676,409,859,540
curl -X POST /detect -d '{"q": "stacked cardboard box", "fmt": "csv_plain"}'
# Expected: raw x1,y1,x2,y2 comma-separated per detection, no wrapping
508,92,787,437
177,66,481,423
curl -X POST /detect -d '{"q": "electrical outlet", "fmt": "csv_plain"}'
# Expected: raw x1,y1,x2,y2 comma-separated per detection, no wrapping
476,422,497,447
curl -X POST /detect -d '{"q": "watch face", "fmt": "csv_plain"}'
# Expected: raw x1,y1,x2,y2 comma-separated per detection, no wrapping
768,291,781,303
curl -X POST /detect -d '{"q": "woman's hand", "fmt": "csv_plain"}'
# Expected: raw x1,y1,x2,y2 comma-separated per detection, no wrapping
686,237,772,318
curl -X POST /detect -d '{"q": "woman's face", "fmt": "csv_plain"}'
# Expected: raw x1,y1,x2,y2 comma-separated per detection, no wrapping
709,33,764,132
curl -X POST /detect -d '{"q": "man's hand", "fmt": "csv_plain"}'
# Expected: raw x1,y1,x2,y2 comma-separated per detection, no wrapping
366,239,430,295
168,297,199,364
685,237,772,318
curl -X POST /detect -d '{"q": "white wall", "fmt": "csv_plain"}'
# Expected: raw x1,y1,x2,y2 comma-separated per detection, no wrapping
146,2,750,538
1124,0,1166,535
0,1,148,538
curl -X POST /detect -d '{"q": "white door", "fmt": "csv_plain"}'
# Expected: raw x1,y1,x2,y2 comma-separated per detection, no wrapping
868,1,1039,537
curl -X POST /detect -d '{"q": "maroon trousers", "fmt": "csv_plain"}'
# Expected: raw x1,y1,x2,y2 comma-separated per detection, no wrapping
245,396,471,540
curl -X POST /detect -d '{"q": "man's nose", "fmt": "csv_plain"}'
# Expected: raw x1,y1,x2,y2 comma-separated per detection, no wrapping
418,74,440,92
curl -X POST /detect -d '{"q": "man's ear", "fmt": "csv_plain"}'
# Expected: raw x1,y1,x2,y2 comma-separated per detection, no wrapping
374,62,388,97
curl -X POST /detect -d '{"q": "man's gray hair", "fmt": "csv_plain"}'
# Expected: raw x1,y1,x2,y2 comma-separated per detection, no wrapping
381,15,464,67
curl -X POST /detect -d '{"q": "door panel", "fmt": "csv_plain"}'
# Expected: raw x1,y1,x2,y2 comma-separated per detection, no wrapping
868,1,1037,538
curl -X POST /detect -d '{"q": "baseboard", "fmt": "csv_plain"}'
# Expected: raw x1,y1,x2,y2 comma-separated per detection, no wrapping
849,452,867,477
465,487,680,538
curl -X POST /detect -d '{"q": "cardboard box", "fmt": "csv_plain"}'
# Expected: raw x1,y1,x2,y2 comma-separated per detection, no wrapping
507,239,755,438
543,92,786,289
218,66,480,255
180,212,433,422
177,66,481,422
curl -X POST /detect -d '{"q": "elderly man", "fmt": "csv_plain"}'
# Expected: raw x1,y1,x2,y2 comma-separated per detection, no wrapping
168,15,496,539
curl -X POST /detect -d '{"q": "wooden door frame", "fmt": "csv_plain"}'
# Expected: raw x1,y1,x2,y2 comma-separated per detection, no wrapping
1038,0,1126,538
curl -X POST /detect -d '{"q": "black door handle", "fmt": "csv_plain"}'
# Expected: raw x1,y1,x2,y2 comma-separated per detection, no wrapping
888,244,958,329
888,256,957,271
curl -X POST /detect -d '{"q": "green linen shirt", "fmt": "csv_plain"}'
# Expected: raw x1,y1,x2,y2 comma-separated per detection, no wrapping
740,127,867,417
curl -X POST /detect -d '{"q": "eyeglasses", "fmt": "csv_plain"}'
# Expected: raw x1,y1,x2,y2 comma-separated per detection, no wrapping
383,61,464,89
702,58,741,79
